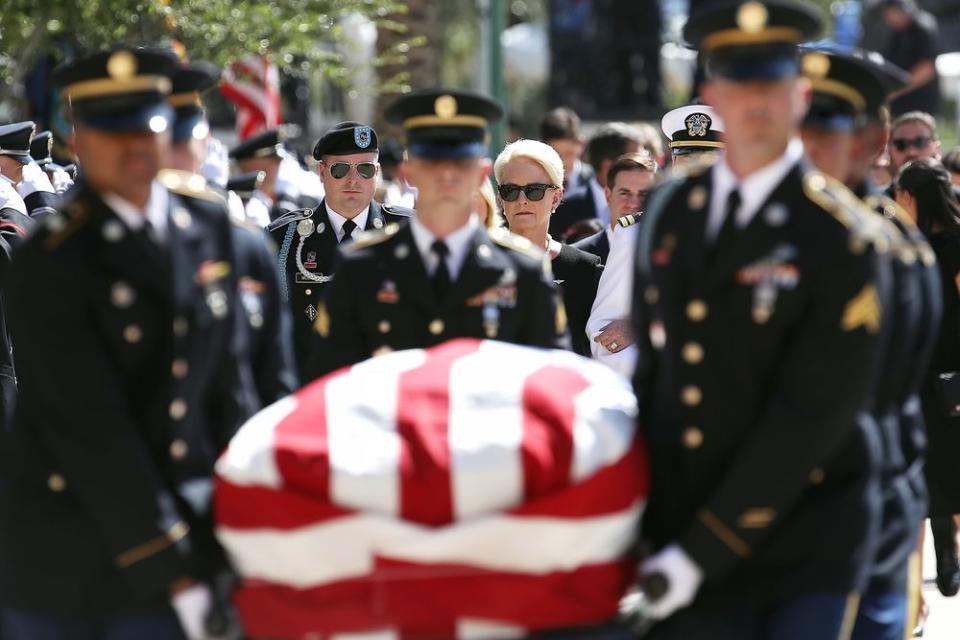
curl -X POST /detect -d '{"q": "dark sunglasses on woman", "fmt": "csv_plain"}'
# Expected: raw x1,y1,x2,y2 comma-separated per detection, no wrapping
497,183,558,202
324,161,378,179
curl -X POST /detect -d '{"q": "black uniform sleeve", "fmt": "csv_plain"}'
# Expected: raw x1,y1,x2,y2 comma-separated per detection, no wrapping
304,251,368,381
23,190,59,220
677,247,889,582
7,244,196,598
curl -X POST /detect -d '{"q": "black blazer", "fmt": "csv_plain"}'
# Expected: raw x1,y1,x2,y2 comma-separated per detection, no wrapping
1,181,245,615
632,161,892,603
549,180,598,238
551,244,603,356
572,227,610,266
270,198,412,382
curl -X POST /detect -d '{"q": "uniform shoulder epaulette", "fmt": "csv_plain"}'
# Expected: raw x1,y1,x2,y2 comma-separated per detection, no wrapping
489,226,543,260
43,196,91,251
157,169,224,204
802,170,890,255
617,213,641,228
349,222,400,251
864,194,936,267
266,207,313,232
381,203,413,217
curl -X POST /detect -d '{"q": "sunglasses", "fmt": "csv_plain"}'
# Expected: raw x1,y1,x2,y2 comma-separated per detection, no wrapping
324,161,378,179
497,183,558,202
891,136,933,153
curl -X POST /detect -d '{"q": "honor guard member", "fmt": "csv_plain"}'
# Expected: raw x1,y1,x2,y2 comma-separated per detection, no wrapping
628,2,894,638
660,104,725,169
167,60,297,410
0,48,246,639
226,170,266,206
30,131,74,194
0,121,59,219
799,43,942,640
305,89,569,379
270,121,412,382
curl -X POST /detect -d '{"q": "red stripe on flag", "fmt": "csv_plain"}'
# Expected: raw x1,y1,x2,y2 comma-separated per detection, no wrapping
233,558,632,638
395,340,480,526
520,364,588,501
214,478,353,530
273,378,336,499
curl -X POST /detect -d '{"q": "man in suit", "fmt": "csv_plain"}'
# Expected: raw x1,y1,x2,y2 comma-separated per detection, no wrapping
549,122,641,239
306,89,569,379
629,2,894,638
0,47,245,639
799,42,943,639
166,59,297,411
270,121,412,383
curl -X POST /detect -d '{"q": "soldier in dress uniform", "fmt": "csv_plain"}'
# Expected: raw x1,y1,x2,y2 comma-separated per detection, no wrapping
799,43,943,639
660,104,725,169
0,47,245,639
269,121,412,382
166,59,297,410
226,170,265,207
305,89,570,379
0,121,60,219
628,2,895,638
30,130,75,194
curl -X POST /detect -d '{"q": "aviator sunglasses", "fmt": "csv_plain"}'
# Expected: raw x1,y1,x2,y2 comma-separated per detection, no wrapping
497,183,559,202
891,136,933,153
323,161,378,179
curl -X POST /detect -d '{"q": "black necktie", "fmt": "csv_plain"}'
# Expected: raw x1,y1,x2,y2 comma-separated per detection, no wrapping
431,240,451,301
136,219,166,261
340,219,357,244
710,188,741,262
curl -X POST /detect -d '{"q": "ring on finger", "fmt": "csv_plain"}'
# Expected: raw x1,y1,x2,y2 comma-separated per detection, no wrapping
610,341,619,351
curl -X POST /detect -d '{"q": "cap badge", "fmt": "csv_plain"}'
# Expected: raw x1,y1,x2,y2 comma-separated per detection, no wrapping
107,50,138,81
736,1,768,33
354,126,372,149
802,53,831,79
685,113,712,138
434,94,458,119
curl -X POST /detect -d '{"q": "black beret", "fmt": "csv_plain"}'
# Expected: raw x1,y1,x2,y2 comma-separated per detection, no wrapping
385,88,503,159
312,121,378,160
0,121,36,165
50,48,179,132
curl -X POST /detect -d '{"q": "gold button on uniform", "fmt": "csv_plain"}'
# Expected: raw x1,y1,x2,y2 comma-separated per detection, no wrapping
378,320,391,334
429,319,444,335
169,399,188,421
169,439,188,460
687,300,708,322
48,473,66,492
171,359,189,379
809,468,825,485
683,427,704,449
683,342,704,364
681,385,702,406
123,324,143,344
644,286,659,305
173,317,189,337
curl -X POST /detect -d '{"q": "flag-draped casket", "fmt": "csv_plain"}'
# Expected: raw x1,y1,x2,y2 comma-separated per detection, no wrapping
215,339,649,639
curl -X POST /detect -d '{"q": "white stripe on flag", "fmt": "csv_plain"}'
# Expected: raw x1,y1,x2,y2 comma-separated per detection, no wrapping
327,350,428,516
331,631,399,640
217,501,643,588
457,618,526,639
215,395,297,488
448,342,545,520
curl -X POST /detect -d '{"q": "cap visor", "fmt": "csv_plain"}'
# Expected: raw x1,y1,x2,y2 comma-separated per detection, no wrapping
408,141,485,160
78,102,173,133
711,57,799,82
803,113,857,132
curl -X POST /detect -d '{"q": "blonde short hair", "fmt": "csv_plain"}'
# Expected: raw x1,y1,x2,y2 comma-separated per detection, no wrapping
477,178,505,229
493,138,564,187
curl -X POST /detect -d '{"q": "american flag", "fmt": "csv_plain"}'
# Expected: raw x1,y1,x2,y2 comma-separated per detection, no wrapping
220,55,281,141
215,339,648,639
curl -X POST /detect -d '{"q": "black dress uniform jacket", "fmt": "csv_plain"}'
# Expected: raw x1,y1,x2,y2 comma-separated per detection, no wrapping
859,189,941,594
0,177,246,616
307,223,570,379
551,243,603,357
270,198,411,383
631,160,892,604
0,207,33,432
23,190,60,221
231,219,298,410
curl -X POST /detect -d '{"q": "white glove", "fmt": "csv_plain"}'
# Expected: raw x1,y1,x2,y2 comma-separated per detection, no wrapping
274,154,303,200
50,167,74,194
201,137,230,189
171,583,213,640
226,190,247,224
638,544,704,620
17,162,55,198
0,180,27,215
246,190,272,228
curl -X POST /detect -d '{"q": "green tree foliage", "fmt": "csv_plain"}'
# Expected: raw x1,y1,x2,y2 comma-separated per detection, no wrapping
0,0,421,99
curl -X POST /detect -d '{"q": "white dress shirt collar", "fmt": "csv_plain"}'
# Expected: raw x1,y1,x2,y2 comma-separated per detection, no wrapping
102,180,169,244
707,138,804,240
409,214,479,281
325,203,370,242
